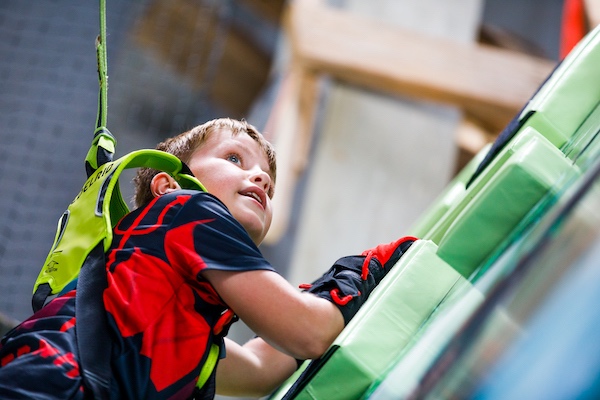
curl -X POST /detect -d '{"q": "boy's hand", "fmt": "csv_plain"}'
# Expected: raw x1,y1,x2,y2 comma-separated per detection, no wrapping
301,236,418,324
360,236,417,281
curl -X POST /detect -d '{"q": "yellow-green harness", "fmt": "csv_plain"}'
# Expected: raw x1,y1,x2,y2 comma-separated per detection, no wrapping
30,0,219,397
32,149,206,307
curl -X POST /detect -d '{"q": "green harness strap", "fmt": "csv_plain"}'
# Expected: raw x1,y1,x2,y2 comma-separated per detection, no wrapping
85,0,115,178
32,149,206,306
197,344,221,390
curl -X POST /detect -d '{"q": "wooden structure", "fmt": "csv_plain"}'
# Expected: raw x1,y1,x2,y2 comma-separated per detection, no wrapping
264,0,557,244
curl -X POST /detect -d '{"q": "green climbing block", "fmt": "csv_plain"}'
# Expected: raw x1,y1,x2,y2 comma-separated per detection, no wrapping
424,128,550,244
436,127,577,278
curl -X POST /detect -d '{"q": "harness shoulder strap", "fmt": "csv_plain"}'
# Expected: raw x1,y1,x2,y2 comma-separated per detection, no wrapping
32,149,206,311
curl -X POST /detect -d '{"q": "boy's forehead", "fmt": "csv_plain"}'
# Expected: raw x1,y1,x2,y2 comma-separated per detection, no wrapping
200,128,241,150
208,129,258,151
200,129,271,166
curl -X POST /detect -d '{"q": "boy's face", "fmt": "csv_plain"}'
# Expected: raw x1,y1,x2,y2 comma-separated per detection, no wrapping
187,128,274,244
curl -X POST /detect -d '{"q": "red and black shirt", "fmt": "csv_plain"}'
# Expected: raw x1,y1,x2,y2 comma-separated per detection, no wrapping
0,190,275,400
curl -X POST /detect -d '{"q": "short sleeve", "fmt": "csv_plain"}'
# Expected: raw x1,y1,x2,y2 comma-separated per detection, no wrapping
164,191,275,280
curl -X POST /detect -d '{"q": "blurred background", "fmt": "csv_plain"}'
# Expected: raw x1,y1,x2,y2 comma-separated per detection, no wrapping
2,3,592,399
4,1,600,399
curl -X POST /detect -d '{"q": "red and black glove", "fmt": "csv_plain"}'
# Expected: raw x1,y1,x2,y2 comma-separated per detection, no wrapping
301,236,418,324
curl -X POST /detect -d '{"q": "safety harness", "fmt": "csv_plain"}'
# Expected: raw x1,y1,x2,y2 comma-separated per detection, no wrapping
30,1,223,397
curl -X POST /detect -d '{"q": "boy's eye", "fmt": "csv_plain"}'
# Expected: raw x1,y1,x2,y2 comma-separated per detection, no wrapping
226,154,242,165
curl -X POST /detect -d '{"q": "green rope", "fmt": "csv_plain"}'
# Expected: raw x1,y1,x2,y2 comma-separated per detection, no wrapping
86,0,115,176
96,0,108,130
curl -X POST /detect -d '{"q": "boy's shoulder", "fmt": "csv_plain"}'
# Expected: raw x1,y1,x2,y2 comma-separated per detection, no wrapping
152,189,261,252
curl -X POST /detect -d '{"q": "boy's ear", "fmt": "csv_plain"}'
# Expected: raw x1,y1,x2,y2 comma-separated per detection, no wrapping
150,172,182,198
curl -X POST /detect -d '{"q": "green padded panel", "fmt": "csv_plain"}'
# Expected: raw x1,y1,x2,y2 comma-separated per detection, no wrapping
436,127,577,278
519,24,600,148
424,128,553,244
370,158,600,400
364,281,484,399
367,120,599,399
270,240,466,400
409,143,491,238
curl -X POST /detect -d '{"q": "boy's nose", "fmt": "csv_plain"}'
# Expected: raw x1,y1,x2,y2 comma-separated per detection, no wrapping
250,168,271,192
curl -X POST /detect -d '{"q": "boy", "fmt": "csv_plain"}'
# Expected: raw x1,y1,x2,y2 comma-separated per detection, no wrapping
0,118,414,399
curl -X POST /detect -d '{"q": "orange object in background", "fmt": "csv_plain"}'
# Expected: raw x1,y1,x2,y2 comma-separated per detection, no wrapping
560,0,588,59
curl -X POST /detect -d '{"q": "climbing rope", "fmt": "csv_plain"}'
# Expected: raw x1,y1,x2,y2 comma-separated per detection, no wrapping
96,0,108,131
85,0,116,178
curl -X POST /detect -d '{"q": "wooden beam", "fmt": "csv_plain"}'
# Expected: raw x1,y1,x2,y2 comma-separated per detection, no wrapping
286,1,556,133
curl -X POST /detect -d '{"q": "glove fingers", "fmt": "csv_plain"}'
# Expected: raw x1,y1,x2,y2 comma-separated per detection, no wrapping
362,236,418,268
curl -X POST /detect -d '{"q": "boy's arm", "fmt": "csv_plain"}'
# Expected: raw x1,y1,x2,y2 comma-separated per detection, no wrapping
215,337,298,398
202,268,344,360
203,237,415,361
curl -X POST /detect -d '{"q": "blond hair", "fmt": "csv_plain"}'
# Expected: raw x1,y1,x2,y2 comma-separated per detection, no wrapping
133,118,276,207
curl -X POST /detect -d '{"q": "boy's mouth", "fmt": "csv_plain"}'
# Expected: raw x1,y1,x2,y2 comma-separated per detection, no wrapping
240,188,265,208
